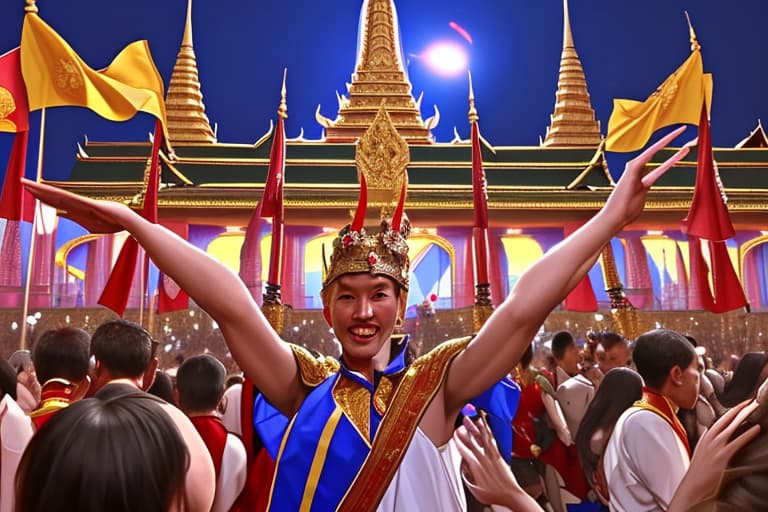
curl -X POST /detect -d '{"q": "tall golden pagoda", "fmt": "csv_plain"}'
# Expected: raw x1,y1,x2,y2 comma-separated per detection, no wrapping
316,0,436,143
165,0,216,144
542,0,602,147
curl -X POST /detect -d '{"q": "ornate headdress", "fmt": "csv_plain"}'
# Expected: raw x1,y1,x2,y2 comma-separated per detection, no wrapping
322,105,410,291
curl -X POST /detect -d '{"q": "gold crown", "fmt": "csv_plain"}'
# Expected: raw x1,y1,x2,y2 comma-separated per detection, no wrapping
322,105,410,291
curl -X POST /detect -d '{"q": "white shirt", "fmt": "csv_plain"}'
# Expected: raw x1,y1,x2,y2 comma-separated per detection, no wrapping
0,395,34,512
221,383,242,436
556,374,595,438
604,407,689,512
212,433,247,512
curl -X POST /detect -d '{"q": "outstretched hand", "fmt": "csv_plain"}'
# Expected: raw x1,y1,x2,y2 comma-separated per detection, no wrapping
668,399,761,511
603,126,691,230
22,178,133,234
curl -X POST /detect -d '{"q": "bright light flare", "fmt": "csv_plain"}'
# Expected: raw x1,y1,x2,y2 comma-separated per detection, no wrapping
423,41,468,76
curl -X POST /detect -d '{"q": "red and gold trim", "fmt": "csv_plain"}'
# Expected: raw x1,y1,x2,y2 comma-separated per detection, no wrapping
633,387,691,458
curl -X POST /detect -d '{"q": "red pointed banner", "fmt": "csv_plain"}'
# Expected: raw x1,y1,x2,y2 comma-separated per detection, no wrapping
0,48,34,222
708,240,747,313
470,121,490,286
687,236,715,312
682,103,735,241
563,223,598,312
240,113,285,294
98,119,163,315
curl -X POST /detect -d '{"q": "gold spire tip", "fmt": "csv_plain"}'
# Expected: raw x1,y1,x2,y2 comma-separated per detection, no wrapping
684,11,700,51
563,0,574,48
278,68,288,119
24,0,38,13
467,70,478,123
182,0,193,47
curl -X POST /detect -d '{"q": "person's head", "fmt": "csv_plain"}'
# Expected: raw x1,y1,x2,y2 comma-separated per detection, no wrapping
176,354,226,415
633,329,699,409
147,370,176,406
15,394,188,512
719,352,768,408
595,331,631,373
8,349,33,375
551,331,579,376
0,358,17,401
32,327,90,386
89,320,158,394
576,367,643,482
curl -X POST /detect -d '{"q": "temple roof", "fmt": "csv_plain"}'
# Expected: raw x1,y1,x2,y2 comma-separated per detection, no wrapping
541,0,602,147
165,0,216,144
735,120,768,148
315,0,435,143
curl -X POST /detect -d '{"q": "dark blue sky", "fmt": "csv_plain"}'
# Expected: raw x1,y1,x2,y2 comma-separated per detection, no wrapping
1,0,767,181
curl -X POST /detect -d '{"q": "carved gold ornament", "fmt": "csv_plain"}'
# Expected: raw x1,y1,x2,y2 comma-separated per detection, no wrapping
0,86,16,119
55,59,84,94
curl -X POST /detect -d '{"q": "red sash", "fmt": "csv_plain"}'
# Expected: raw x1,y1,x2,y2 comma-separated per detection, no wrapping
30,381,76,430
190,416,229,479
633,387,691,458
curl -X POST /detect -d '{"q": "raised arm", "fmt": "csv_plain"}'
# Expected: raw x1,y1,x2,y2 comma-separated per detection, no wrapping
443,127,690,415
23,180,304,416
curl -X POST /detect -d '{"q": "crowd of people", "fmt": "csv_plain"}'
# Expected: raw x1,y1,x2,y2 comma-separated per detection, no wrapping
0,123,764,511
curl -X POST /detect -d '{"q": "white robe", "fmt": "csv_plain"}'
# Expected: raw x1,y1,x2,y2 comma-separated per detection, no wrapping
603,407,689,512
378,428,466,511
0,395,34,512
212,433,248,512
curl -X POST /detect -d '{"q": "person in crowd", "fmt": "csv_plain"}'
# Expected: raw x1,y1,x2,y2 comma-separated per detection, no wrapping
177,354,247,512
603,329,700,511
595,332,632,375
575,367,643,505
0,358,32,512
88,319,215,510
551,331,580,389
717,351,768,408
15,393,189,512
23,117,689,510
29,327,91,429
8,350,39,413
147,370,177,406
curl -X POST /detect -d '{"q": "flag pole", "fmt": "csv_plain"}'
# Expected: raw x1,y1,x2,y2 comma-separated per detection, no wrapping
138,248,145,327
19,107,45,349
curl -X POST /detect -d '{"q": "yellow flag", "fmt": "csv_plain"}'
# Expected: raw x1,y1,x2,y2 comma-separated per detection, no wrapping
20,13,167,127
606,50,712,152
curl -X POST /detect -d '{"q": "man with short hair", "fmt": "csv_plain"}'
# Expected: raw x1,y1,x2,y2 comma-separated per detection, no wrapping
29,327,90,429
89,319,216,511
596,331,632,374
177,354,247,512
603,329,700,511
551,331,580,388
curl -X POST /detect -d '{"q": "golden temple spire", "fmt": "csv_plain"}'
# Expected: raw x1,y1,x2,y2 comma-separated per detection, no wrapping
467,70,478,124
24,0,38,13
542,0,602,147
318,0,433,143
685,12,701,52
165,0,216,144
278,68,288,119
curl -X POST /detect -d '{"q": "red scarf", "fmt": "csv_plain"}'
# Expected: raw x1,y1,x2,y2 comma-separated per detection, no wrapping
634,387,691,458
30,380,77,430
190,416,229,479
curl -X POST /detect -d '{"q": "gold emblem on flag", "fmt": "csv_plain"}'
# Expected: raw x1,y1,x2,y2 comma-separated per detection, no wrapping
55,59,84,93
0,86,15,119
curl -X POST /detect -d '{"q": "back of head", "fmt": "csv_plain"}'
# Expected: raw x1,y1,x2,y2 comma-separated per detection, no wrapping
8,349,32,373
177,354,226,414
632,329,695,389
32,327,90,385
599,332,626,351
551,331,575,361
0,358,16,400
147,370,176,406
15,394,189,512
719,352,768,408
91,320,154,379
576,367,643,479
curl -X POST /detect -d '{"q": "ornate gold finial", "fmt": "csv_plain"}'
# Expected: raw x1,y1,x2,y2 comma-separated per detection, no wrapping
685,12,701,52
165,0,216,144
24,0,38,13
601,242,639,340
468,70,479,124
278,68,288,120
542,0,601,147
318,0,434,143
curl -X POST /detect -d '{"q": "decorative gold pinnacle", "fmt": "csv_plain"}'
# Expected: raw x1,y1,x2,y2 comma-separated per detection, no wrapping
685,12,701,52
601,242,639,340
319,0,433,143
24,0,38,13
468,70,479,124
278,68,288,120
542,0,602,147
165,0,216,144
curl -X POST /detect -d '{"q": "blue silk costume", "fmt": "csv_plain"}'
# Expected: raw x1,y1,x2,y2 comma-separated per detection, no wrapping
252,336,519,511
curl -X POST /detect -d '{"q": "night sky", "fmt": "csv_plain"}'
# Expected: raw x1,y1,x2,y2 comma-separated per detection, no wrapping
1,0,767,182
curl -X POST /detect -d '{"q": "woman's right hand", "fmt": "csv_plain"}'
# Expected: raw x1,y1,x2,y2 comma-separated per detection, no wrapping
23,178,134,234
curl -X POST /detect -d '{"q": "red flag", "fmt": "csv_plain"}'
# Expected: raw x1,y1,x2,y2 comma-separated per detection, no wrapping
98,119,163,315
687,236,715,311
708,240,747,313
471,122,489,230
563,222,598,311
682,103,735,241
240,108,285,294
157,272,188,313
0,48,34,222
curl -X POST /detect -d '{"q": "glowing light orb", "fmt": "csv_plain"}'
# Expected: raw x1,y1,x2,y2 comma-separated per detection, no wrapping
423,42,468,76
